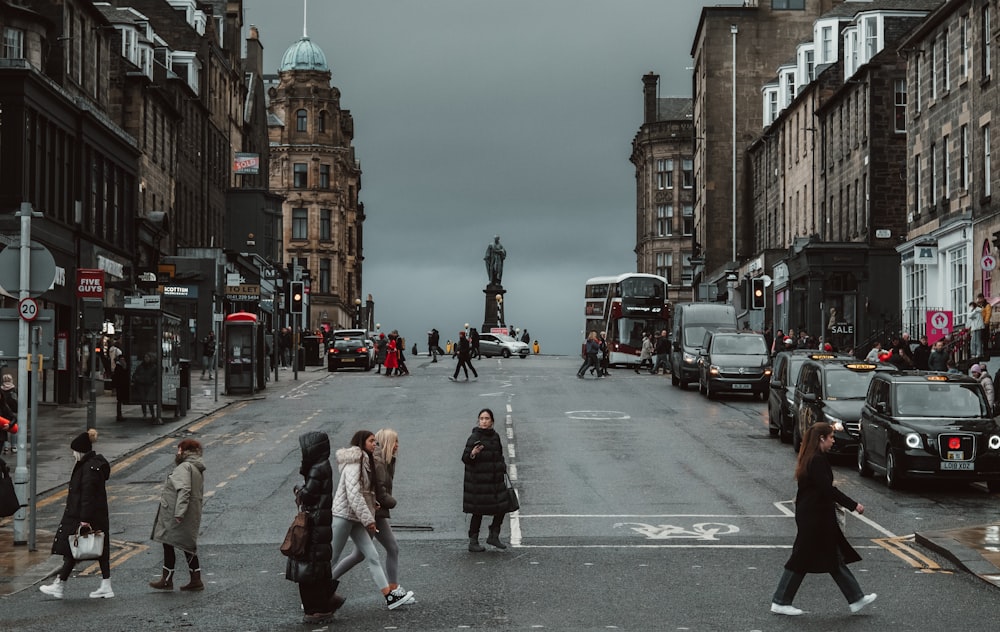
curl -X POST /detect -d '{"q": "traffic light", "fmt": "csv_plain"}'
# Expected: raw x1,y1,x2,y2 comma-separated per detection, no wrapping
290,282,304,314
750,277,765,310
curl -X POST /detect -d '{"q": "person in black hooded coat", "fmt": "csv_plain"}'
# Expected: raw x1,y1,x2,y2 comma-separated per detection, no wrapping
285,431,336,623
40,428,114,600
461,408,513,552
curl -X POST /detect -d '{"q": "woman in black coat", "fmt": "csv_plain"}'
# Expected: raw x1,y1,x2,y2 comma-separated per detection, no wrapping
286,431,336,624
462,408,513,552
39,429,114,600
770,422,876,616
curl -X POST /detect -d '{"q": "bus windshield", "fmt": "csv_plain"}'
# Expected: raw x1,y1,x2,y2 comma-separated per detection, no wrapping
620,277,664,300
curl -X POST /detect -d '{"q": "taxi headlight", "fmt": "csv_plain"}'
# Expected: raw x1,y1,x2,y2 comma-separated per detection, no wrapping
763,367,772,377
905,433,922,449
989,435,1000,451
683,353,697,364
709,365,720,376
826,415,844,432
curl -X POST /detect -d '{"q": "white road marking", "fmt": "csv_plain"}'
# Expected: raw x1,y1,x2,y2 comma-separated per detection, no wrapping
565,410,630,420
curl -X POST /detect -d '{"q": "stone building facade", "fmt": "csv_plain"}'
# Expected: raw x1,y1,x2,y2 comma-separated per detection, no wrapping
631,73,695,304
267,35,364,331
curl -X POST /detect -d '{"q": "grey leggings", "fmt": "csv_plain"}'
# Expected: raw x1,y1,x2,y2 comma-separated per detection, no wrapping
331,517,399,584
330,516,388,589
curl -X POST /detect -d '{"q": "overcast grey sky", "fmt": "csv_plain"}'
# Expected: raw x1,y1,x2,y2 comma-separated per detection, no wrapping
244,0,705,355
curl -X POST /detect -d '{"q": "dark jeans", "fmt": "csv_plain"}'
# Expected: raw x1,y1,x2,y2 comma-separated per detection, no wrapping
772,563,863,606
298,578,333,615
469,513,504,537
58,535,111,580
162,543,200,572
454,357,477,378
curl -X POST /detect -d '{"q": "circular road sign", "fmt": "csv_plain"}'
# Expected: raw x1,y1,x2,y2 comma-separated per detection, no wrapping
982,255,997,271
18,297,39,321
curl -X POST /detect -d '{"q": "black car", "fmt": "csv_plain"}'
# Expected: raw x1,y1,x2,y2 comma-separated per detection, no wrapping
327,338,373,371
768,351,851,443
791,358,895,454
857,372,1000,491
697,330,771,400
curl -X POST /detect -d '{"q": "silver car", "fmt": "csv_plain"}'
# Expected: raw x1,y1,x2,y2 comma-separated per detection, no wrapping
478,333,530,358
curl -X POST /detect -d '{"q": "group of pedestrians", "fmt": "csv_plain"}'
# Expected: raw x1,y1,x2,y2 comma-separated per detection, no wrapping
39,431,206,600
374,331,410,377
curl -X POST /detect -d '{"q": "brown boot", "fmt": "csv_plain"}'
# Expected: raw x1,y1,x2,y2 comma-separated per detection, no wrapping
179,569,204,591
149,567,174,590
328,579,346,613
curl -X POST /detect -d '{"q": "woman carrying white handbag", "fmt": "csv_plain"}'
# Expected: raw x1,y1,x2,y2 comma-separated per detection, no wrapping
39,429,114,600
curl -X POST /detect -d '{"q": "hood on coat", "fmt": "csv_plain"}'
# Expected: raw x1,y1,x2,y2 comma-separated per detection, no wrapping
299,431,331,470
335,445,365,471
87,453,112,481
181,453,207,473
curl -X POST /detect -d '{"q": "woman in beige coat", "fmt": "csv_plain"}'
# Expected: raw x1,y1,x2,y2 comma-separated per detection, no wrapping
149,439,206,591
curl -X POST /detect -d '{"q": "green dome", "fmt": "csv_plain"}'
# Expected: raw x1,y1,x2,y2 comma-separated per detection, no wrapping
279,37,329,72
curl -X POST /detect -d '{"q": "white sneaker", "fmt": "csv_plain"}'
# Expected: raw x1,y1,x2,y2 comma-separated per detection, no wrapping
89,578,114,599
770,602,803,616
849,593,876,613
385,586,415,610
39,578,64,599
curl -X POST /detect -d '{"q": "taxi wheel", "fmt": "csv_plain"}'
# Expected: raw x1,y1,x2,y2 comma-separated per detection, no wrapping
885,449,904,489
857,440,874,477
502,349,511,359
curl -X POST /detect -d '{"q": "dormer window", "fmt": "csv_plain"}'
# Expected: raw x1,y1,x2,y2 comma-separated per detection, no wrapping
171,51,200,94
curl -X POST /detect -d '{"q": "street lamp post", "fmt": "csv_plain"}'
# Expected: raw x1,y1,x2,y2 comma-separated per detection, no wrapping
354,298,361,328
731,23,738,264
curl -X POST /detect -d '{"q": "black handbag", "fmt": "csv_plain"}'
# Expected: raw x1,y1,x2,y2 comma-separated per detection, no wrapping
504,472,519,513
0,458,17,517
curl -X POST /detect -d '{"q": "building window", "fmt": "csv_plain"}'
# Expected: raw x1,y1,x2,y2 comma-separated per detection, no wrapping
985,124,992,197
961,15,971,80
772,0,805,9
656,252,672,284
942,28,951,91
864,16,878,61
931,36,939,100
904,263,927,333
319,259,331,294
292,207,308,240
983,6,992,80
961,125,970,190
318,111,327,133
293,163,308,188
914,153,922,214
804,49,815,81
944,135,951,199
914,54,922,113
894,79,906,133
682,205,694,236
656,159,673,190
765,89,779,125
821,26,834,64
682,253,694,286
296,109,307,132
682,160,694,188
930,143,938,204
949,245,968,324
319,164,330,189
320,208,331,241
2,27,24,59
657,205,673,236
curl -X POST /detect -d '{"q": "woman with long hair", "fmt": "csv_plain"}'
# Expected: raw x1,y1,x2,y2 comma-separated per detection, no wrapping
462,408,514,552
329,430,414,610
770,422,876,616
331,429,413,600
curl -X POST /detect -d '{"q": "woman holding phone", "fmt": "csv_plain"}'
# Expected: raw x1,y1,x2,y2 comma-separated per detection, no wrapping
461,408,514,552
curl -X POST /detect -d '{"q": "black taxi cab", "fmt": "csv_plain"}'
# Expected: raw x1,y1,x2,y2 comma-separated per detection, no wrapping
857,372,1000,491
768,351,852,444
791,357,895,454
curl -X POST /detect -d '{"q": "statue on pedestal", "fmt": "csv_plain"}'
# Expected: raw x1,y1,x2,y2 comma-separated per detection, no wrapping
484,235,506,287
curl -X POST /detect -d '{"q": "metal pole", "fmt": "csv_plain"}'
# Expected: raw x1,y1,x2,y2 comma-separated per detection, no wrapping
293,317,298,380
13,203,32,544
87,332,97,430
28,334,39,551
731,24,738,264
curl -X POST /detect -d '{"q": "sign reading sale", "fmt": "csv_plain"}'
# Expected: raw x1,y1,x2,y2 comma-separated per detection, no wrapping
76,268,105,298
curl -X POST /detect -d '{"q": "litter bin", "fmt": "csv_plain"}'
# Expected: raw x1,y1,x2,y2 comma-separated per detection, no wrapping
176,359,191,417
303,336,323,366
297,346,305,371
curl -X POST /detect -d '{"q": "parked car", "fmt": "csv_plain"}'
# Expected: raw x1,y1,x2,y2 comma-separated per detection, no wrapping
697,330,771,400
478,333,530,358
791,357,895,454
327,338,373,371
858,372,1000,491
768,350,851,443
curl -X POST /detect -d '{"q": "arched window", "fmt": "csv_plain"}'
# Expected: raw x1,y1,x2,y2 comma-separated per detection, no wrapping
318,110,327,133
296,109,307,132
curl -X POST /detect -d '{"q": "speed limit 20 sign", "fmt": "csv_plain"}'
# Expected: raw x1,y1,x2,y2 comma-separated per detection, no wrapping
18,297,39,321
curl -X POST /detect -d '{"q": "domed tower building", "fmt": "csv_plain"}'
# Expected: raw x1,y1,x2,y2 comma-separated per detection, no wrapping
267,24,363,331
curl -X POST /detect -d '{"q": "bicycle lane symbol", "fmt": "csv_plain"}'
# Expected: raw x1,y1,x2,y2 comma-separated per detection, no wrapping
613,522,740,541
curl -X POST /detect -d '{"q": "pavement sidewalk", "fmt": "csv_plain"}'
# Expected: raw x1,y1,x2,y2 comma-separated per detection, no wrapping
0,365,329,595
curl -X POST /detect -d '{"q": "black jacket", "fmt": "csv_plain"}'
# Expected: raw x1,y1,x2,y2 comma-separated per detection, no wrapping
784,455,861,574
461,425,512,515
52,451,111,556
286,431,333,583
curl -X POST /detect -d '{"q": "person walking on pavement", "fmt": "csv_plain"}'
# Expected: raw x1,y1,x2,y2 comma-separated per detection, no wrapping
598,331,610,376
149,439,206,592
375,332,387,374
450,331,478,381
1,373,16,454
470,328,481,360
462,408,514,552
111,355,129,422
330,431,415,610
769,422,876,616
393,331,410,376
200,331,216,380
131,352,160,421
653,330,670,374
285,431,338,624
928,340,949,372
40,429,114,600
383,337,399,378
428,329,441,363
971,364,996,408
577,331,601,378
331,429,414,603
635,333,653,373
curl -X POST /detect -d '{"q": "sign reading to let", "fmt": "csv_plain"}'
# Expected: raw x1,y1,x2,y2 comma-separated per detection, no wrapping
226,284,260,301
76,268,105,298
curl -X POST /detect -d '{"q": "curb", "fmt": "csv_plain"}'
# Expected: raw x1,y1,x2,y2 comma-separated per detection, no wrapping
915,530,1000,589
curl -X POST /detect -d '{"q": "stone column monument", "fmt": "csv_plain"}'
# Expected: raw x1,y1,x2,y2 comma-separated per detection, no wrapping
482,235,506,333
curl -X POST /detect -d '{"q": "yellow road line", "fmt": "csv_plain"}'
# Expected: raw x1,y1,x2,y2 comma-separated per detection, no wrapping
873,536,952,574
